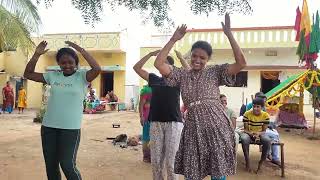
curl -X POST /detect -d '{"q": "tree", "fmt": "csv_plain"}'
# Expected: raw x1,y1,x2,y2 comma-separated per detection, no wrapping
0,0,41,53
37,0,252,27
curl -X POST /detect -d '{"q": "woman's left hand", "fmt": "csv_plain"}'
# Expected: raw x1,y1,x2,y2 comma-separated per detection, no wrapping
65,41,83,52
221,13,232,36
171,24,187,42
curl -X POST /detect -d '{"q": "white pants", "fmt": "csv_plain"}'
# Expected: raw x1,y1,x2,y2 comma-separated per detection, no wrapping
150,121,183,180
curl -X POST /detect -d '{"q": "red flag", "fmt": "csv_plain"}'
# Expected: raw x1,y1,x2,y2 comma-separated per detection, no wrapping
294,7,302,41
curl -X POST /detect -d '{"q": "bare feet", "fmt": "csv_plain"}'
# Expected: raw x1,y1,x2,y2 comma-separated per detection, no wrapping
245,163,253,173
256,160,264,174
245,166,253,173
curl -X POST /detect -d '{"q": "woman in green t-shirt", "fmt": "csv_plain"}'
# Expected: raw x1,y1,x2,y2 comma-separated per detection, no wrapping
24,40,101,180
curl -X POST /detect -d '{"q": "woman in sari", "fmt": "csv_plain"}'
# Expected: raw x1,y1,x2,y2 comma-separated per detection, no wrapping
2,81,14,113
18,86,27,113
139,85,152,162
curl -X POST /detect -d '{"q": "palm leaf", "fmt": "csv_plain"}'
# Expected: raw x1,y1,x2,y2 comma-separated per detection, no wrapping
0,0,41,32
0,5,34,54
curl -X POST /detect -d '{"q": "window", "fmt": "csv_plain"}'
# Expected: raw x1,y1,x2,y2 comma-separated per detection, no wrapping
231,71,248,87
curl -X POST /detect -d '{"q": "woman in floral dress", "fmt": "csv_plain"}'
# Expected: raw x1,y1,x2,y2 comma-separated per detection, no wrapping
154,14,246,180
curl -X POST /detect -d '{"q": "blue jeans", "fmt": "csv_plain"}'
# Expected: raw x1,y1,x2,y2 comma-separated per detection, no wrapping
240,132,271,162
265,129,280,161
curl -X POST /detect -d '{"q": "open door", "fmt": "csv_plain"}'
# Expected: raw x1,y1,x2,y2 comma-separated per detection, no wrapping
100,71,114,97
261,71,280,94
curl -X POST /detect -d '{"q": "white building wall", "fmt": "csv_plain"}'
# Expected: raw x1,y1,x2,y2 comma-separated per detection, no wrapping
220,71,260,111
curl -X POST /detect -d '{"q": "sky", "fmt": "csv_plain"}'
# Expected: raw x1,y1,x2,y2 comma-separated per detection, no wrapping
34,0,320,84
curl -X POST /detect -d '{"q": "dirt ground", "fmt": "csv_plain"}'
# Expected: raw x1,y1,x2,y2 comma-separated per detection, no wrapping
0,109,320,180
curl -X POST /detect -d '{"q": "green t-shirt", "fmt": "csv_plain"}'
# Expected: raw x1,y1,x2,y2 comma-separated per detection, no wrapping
43,69,88,129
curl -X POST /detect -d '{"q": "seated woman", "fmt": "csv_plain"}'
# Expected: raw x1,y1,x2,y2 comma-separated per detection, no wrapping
105,91,119,111
88,88,98,102
84,88,105,113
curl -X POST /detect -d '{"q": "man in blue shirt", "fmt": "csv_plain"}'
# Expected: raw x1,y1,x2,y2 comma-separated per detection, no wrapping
246,92,267,111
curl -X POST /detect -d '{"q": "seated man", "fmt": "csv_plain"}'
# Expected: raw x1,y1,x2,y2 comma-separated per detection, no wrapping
240,98,271,173
246,92,267,111
220,94,239,151
105,91,119,110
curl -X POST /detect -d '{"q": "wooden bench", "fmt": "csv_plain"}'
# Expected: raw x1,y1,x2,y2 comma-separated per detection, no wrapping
106,102,121,111
243,141,285,177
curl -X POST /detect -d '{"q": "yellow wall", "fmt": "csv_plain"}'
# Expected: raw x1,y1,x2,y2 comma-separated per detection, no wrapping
0,53,6,104
0,53,5,71
3,51,28,76
26,80,43,108
114,71,126,101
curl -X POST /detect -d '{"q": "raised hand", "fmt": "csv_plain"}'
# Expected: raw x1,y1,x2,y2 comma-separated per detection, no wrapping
221,13,231,36
35,41,49,55
65,41,83,52
149,49,161,56
174,50,183,60
171,24,187,42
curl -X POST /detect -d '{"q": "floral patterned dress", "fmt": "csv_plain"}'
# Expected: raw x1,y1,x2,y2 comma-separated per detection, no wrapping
165,64,236,179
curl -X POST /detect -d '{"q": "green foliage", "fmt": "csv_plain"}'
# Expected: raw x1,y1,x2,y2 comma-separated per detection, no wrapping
37,0,252,27
189,0,252,16
0,0,41,53
0,6,34,53
34,107,46,123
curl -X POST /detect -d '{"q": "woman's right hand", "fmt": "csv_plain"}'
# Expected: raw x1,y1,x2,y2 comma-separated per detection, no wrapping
140,118,144,126
35,41,49,55
171,24,187,42
221,13,232,36
174,50,183,59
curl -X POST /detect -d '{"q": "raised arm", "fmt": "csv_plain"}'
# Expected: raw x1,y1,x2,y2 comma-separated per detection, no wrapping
24,41,49,83
133,50,160,81
221,14,246,75
65,41,101,82
154,25,187,76
174,50,190,70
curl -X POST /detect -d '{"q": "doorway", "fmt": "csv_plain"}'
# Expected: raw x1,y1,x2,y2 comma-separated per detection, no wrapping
260,71,280,94
101,71,114,97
